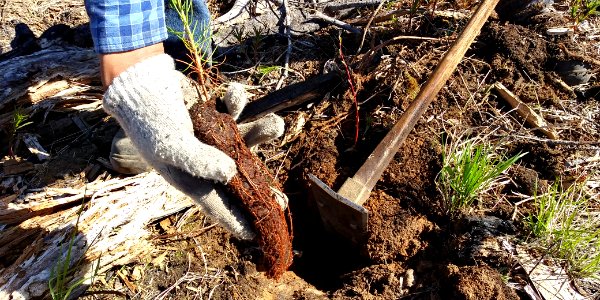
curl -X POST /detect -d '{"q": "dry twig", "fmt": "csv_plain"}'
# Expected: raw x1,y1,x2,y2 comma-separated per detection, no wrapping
309,11,360,34
276,0,292,90
357,0,387,53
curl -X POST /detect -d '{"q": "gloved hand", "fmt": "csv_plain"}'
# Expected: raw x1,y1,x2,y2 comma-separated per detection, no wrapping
104,54,285,240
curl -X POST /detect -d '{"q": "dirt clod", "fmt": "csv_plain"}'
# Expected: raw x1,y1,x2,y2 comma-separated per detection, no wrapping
365,191,436,263
440,264,519,300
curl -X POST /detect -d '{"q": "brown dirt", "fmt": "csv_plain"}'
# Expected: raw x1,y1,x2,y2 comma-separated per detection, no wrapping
440,264,519,300
332,262,407,298
487,23,549,82
365,191,436,263
0,0,89,53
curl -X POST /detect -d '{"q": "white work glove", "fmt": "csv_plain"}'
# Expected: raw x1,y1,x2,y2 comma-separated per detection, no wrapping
104,54,285,240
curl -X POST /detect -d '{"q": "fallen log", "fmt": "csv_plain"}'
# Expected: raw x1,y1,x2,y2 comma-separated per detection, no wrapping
237,72,342,123
0,46,98,112
0,173,194,299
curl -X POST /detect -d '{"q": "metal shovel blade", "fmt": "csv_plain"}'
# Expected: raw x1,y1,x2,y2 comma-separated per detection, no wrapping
307,174,369,244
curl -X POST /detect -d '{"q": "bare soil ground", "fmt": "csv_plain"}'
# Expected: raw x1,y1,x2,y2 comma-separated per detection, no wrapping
1,0,599,299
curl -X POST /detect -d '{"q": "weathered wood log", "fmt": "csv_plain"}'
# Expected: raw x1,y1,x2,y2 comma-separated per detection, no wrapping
0,173,194,299
189,100,293,279
0,191,91,226
0,46,98,112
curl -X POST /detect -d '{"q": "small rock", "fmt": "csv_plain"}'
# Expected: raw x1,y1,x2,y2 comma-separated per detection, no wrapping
131,266,144,281
555,60,593,86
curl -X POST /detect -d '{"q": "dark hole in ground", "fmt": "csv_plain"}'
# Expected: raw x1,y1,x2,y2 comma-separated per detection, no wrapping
286,188,371,291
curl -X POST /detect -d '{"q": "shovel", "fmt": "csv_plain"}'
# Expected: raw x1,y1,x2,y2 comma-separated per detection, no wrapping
307,0,500,243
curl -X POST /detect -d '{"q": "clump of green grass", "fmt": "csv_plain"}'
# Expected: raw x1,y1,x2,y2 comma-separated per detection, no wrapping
570,0,600,25
7,107,33,157
526,179,600,278
255,65,281,82
49,235,99,300
437,137,526,213
49,198,100,300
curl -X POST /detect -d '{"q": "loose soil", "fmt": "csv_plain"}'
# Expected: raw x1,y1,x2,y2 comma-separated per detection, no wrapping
1,0,599,299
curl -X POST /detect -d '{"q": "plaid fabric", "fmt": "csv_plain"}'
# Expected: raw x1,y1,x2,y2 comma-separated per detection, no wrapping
85,0,168,54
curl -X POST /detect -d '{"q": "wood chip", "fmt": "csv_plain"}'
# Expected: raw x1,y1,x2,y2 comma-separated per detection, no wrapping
2,159,35,175
159,217,175,234
22,133,50,161
152,250,170,271
0,194,17,208
117,270,137,294
493,82,559,140
26,79,71,103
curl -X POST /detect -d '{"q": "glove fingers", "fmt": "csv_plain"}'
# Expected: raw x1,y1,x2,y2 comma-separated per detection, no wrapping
161,131,237,183
109,129,153,175
222,82,247,120
155,162,256,240
237,113,285,147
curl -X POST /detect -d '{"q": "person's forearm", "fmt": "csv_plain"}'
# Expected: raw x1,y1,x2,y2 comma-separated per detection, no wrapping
84,0,169,87
99,43,165,88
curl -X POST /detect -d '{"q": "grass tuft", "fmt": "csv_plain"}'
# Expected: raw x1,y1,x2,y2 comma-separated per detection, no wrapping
8,107,33,157
526,179,600,278
255,65,281,82
49,197,100,300
570,0,600,25
437,136,526,213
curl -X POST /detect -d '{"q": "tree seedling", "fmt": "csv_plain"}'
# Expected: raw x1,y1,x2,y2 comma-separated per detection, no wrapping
7,107,33,157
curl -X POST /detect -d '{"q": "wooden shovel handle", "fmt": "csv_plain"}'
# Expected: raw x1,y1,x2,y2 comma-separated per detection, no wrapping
351,0,500,203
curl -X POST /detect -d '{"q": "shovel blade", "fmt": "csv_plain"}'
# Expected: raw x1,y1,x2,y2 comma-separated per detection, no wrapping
307,174,369,244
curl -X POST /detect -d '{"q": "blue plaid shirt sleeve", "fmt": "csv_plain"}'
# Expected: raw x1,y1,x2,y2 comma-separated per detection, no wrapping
85,0,168,54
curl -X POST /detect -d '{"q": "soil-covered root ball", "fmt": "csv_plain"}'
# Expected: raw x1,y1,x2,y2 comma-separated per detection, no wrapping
188,100,293,279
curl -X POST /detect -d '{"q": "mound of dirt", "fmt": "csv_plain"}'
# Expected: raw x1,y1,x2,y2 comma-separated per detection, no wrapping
440,264,519,300
365,191,437,263
333,262,407,298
